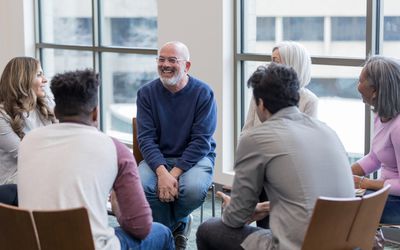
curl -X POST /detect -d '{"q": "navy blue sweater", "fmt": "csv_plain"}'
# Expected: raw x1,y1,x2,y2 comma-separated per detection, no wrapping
136,76,217,171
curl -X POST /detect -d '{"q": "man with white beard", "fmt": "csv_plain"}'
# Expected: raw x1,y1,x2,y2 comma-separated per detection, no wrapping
136,41,217,250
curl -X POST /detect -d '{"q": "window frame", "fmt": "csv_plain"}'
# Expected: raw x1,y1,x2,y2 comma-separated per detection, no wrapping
34,0,158,142
234,0,383,156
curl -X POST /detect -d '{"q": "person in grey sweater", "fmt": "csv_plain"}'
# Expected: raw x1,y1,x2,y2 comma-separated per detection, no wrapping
196,63,354,250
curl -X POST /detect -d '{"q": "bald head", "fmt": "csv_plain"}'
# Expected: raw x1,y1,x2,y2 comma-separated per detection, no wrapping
159,41,190,61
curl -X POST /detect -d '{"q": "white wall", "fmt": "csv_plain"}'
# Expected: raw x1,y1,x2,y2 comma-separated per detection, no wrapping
0,0,35,74
0,0,236,186
158,0,235,185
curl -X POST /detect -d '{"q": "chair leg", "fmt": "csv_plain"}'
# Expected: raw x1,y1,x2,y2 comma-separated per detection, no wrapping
211,184,215,217
200,203,204,223
200,184,215,223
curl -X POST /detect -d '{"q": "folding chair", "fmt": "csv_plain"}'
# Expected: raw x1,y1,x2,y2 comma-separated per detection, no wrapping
302,185,390,250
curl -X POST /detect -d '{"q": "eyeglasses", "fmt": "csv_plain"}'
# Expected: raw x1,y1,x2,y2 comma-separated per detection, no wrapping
156,57,186,64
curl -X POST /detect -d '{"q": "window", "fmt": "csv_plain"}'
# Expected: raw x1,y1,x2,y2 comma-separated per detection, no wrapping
256,17,275,41
382,0,400,57
283,17,324,41
237,0,378,166
110,18,157,47
384,16,400,41
36,0,158,143
52,18,92,45
331,17,366,41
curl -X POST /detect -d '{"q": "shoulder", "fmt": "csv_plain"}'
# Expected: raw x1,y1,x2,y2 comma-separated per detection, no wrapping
300,88,318,102
111,138,133,157
187,76,215,103
138,79,161,93
189,76,214,93
387,114,400,136
0,106,10,120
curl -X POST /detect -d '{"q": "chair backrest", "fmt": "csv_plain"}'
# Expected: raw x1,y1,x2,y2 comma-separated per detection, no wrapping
132,117,144,163
302,185,390,250
348,185,390,249
33,207,95,250
0,203,40,250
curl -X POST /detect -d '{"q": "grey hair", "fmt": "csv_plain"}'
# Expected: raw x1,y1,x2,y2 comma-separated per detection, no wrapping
160,41,190,61
363,55,400,119
273,41,311,88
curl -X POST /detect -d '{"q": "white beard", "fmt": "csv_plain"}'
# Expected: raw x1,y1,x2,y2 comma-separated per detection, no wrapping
160,75,179,86
160,68,185,86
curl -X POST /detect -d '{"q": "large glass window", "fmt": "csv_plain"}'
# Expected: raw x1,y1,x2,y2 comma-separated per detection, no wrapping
331,17,366,41
39,0,93,46
256,17,275,41
237,0,384,165
36,0,158,143
242,0,367,57
109,18,157,47
382,0,400,57
242,61,364,160
283,17,324,41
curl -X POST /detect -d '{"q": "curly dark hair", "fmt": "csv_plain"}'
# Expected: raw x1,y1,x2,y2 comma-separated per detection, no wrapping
247,63,300,114
50,69,99,118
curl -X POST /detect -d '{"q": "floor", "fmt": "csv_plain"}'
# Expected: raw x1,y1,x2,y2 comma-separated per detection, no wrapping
109,191,400,250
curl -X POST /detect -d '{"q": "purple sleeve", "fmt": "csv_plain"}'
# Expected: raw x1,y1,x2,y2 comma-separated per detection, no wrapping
385,122,400,195
357,150,381,175
111,138,152,239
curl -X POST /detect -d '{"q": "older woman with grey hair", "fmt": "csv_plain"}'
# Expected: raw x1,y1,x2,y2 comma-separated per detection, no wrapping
352,55,400,224
242,41,318,131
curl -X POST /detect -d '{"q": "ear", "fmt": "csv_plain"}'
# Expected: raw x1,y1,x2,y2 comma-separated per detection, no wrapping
372,90,377,99
91,106,99,122
257,98,265,111
184,61,191,73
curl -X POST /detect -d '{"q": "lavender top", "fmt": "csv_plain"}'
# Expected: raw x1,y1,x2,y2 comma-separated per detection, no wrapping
358,114,400,196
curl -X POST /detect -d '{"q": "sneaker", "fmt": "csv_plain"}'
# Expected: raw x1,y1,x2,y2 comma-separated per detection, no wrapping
173,214,193,250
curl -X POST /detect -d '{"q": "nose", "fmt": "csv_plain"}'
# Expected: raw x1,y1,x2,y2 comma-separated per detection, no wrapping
42,75,48,83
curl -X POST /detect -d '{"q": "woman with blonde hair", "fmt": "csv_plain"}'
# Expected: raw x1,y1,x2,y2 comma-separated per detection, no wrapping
0,57,56,204
242,41,318,131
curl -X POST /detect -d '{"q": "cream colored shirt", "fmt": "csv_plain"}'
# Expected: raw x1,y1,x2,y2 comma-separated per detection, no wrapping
242,88,318,132
0,108,51,184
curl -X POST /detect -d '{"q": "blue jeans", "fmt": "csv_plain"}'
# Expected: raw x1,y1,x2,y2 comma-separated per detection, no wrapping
115,222,174,250
139,157,213,230
365,189,400,224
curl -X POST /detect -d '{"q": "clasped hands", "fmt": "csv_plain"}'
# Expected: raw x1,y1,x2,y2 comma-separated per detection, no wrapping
217,191,270,224
156,165,182,203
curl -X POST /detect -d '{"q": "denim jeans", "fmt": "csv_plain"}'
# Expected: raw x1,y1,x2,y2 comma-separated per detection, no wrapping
115,222,174,250
139,157,213,230
365,189,400,224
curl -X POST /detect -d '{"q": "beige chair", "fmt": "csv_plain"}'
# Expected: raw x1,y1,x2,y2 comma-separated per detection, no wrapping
0,203,40,250
132,117,215,222
33,207,95,250
302,185,390,250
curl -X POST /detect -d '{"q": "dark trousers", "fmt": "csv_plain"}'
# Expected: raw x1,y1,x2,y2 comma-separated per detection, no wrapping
256,189,270,228
0,184,18,206
196,217,262,250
